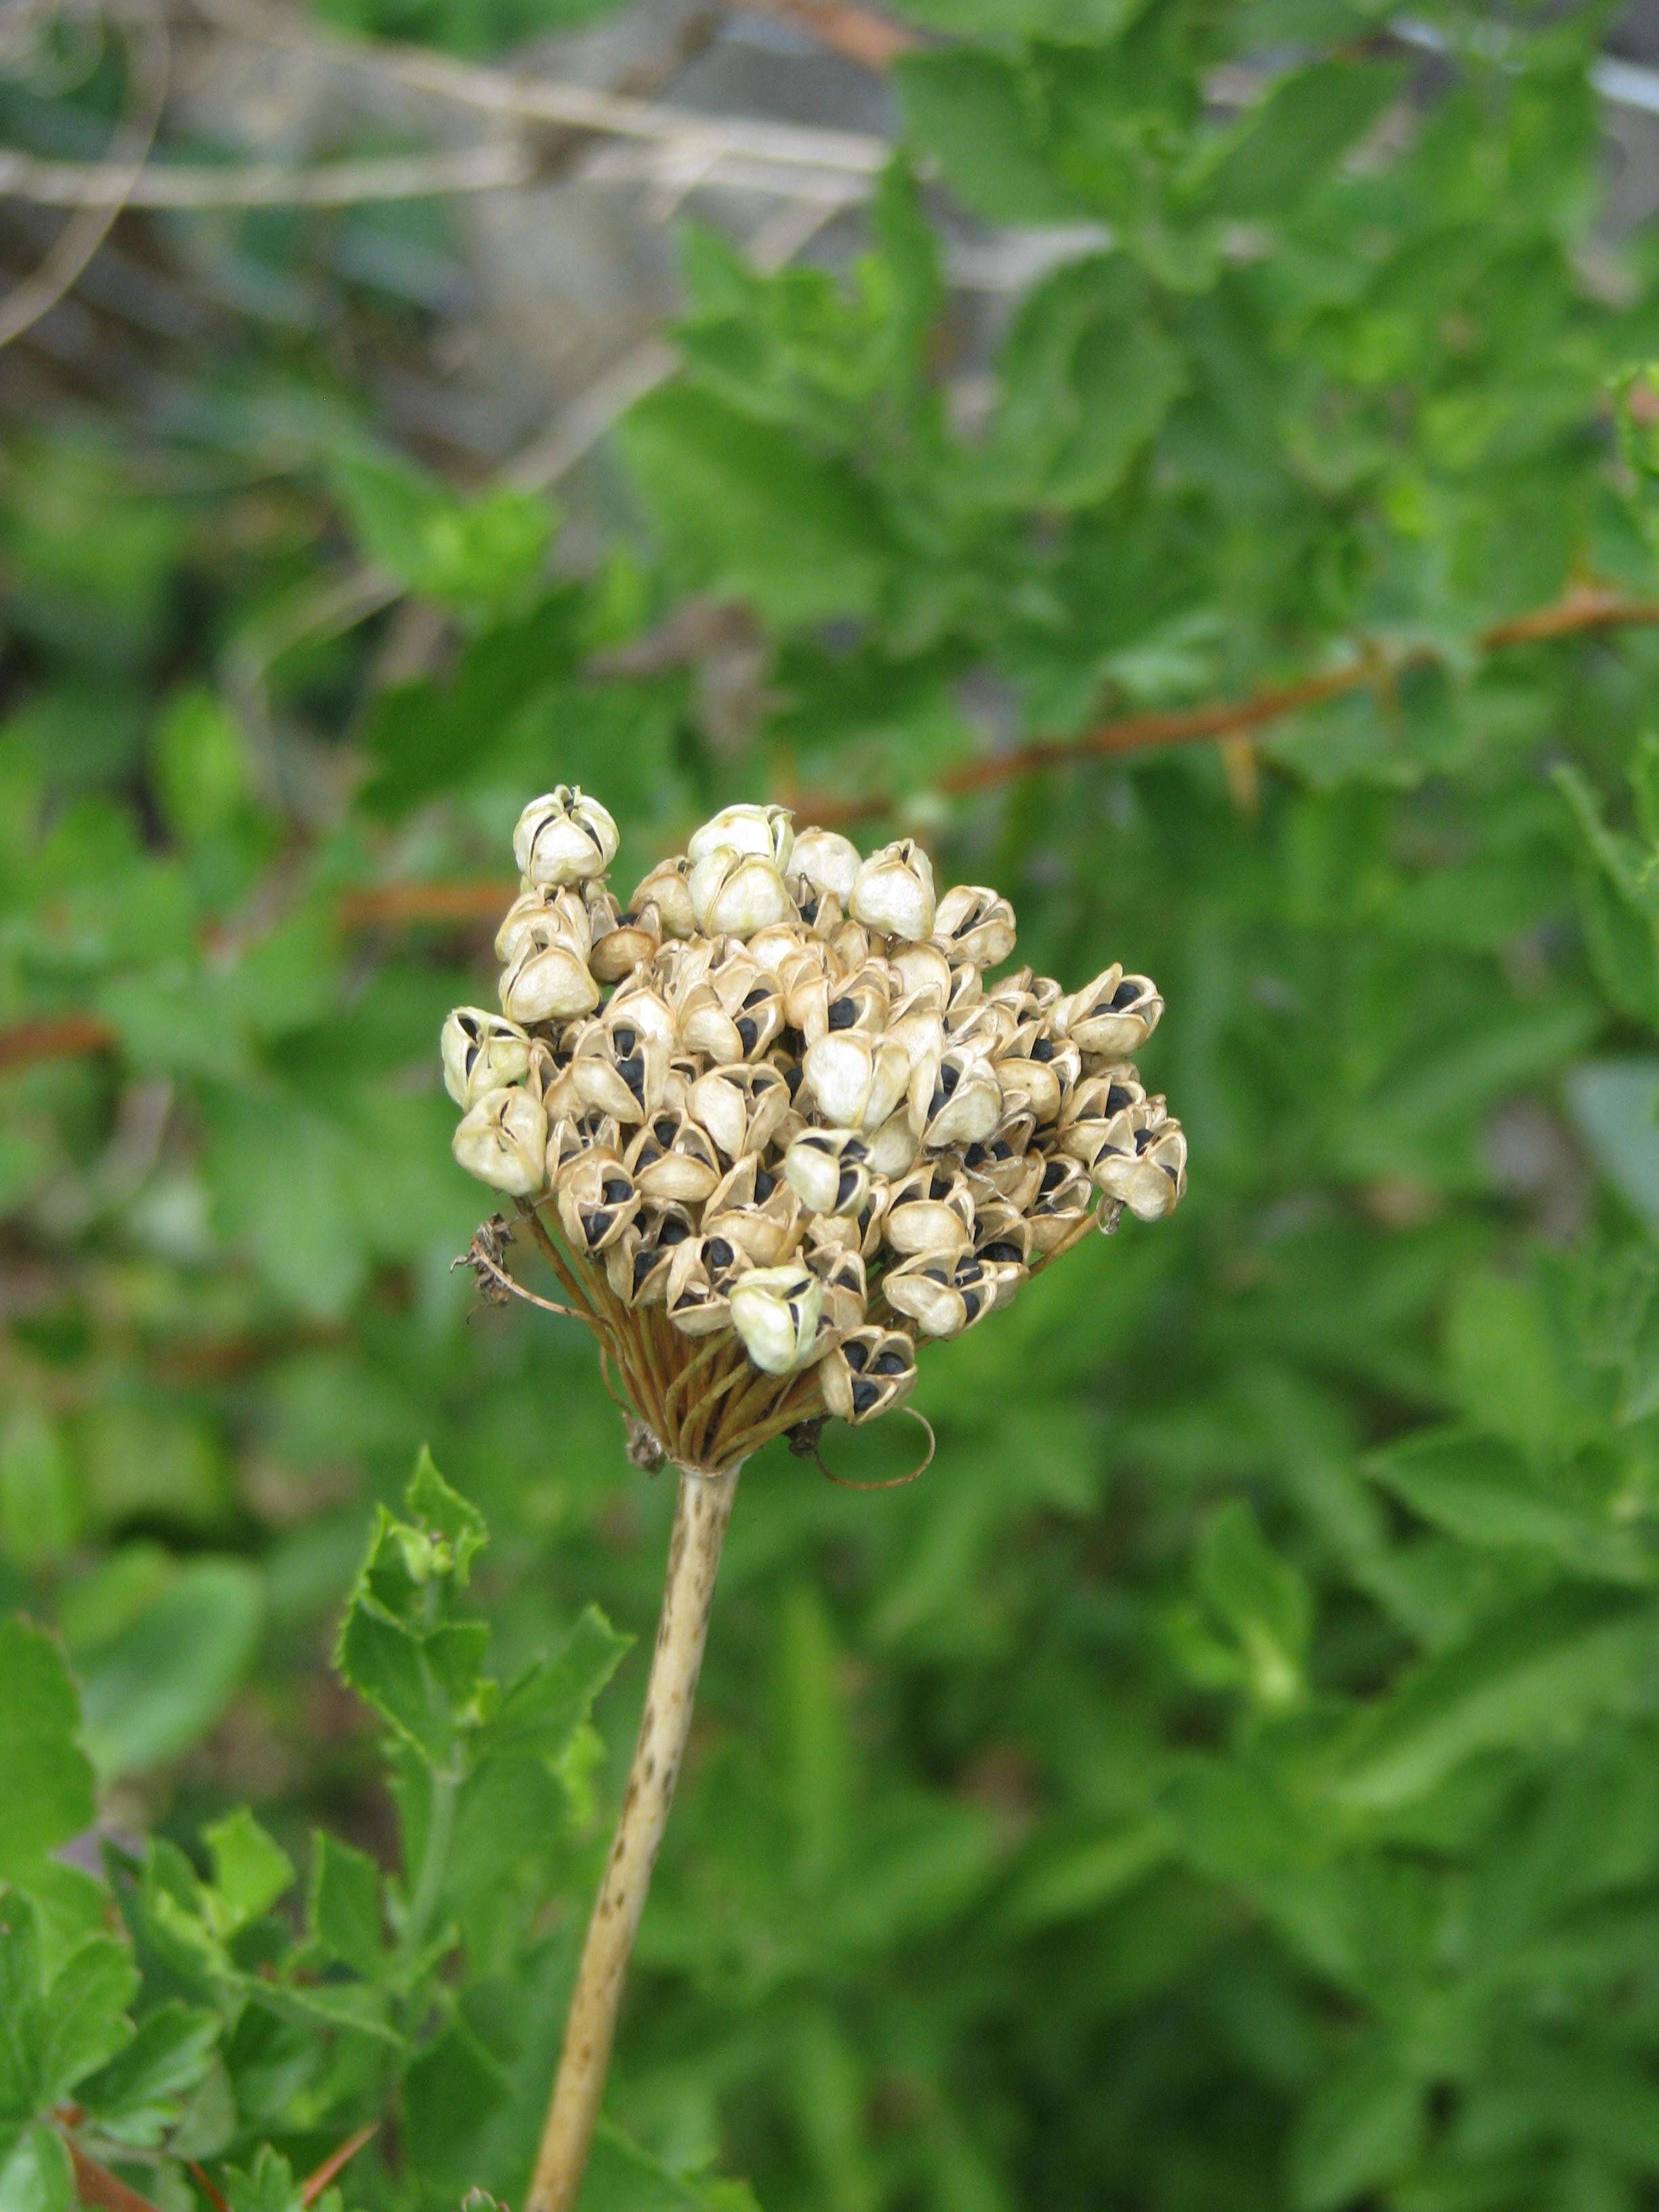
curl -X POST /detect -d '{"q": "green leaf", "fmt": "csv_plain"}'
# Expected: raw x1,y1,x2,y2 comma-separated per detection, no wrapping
1568,1061,1659,1235
1444,1269,1571,1460
329,447,552,615
218,2146,303,2212
485,1606,630,1768
1191,60,1406,220
75,2002,219,2146
619,388,883,627
0,1413,80,1569
203,1810,295,1933
0,2127,75,2212
897,51,1080,224
1288,2043,1425,2210
0,1622,96,1880
970,256,1185,510
1326,1589,1659,1812
1195,1502,1311,1707
308,1834,386,1980
72,1561,264,1781
1369,1431,1652,1586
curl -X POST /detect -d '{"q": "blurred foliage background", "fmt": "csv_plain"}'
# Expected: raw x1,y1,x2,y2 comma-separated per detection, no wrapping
12,1,1659,2207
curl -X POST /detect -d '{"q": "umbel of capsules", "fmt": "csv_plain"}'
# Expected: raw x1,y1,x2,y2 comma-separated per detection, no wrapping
444,787,1187,1474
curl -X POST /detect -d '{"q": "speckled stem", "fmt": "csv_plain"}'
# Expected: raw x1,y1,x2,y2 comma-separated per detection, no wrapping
527,1459,741,2212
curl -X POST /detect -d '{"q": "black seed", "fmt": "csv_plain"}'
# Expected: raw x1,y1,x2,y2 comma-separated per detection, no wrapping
464,1044,480,1076
844,1338,870,1370
960,1288,985,1320
707,1237,735,1271
956,1260,985,1284
660,1217,691,1246
930,1170,951,1198
754,1169,776,1200
736,1018,758,1053
1161,1160,1181,1181
982,1240,1021,1263
743,987,769,1008
1109,980,1141,1011
963,1143,987,1168
1031,1036,1054,1063
928,1088,947,1121
827,996,857,1030
784,1063,804,1097
586,1209,613,1246
460,1012,480,1038
632,1250,656,1292
851,1378,882,1416
922,1267,949,1285
613,1025,636,1055
1040,1161,1067,1193
1106,1085,1131,1113
602,1177,630,1204
655,1117,676,1143
1133,1127,1155,1153
871,1349,908,1376
618,1055,644,1099
618,911,637,926
991,1141,1013,1160
798,891,819,923
939,1060,960,1093
836,1166,861,1207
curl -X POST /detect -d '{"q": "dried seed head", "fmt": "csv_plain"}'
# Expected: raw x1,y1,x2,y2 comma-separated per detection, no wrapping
453,1086,548,1197
884,1164,975,1260
849,838,937,942
496,885,591,967
882,1254,969,1339
803,1236,868,1334
514,786,619,887
442,1007,533,1108
499,923,602,1026
663,1236,736,1336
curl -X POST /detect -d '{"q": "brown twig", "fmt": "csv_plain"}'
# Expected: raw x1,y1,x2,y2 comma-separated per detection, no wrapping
739,0,923,71
64,2140,166,2212
301,2122,379,2204
9,585,1659,1081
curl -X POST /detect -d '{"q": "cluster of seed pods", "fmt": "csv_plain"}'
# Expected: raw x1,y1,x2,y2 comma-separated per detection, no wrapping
443,788,1186,1465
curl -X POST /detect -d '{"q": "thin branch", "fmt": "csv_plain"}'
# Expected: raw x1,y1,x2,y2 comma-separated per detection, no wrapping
0,1012,117,1074
9,586,1659,1080
300,2122,379,2205
528,1460,741,2212
0,138,537,207
64,2139,166,2212
0,0,169,349
191,0,888,178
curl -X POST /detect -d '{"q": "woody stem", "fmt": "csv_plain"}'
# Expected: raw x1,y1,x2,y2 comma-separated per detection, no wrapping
526,1458,741,2212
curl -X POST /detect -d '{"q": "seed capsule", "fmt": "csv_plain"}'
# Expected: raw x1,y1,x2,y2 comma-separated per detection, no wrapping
884,1164,975,1261
513,786,619,887
687,849,795,940
849,838,937,942
452,1086,548,1197
819,1325,917,1425
932,884,1017,968
625,1111,724,1206
789,825,861,902
496,886,591,967
802,1031,912,1133
729,1263,822,1375
784,1128,871,1218
631,855,699,939
688,802,796,872
1054,966,1164,1060
1090,1105,1187,1221
442,1007,533,1108
912,1046,1001,1150
556,1149,640,1255
588,893,663,984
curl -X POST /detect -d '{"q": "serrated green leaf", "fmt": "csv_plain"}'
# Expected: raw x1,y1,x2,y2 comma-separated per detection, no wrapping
1370,1431,1652,1585
308,1833,386,1980
203,1810,295,1933
0,1622,95,1879
75,2002,219,2146
485,1605,629,1767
